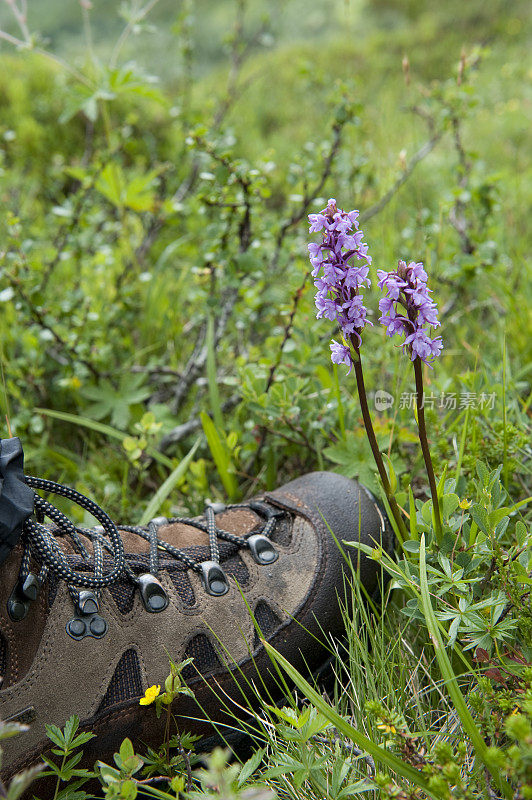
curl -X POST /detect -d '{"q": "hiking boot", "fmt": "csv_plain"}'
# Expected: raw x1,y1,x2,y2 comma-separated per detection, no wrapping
0,437,393,781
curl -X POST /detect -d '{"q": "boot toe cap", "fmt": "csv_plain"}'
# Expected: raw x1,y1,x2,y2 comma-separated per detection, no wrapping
266,470,394,609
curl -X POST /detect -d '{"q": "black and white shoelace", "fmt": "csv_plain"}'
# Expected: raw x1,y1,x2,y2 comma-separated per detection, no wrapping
7,476,285,635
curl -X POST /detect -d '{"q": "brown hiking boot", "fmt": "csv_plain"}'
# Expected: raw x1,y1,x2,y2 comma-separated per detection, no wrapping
0,437,393,781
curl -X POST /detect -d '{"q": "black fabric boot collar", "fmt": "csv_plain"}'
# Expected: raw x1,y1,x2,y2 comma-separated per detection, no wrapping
0,438,35,566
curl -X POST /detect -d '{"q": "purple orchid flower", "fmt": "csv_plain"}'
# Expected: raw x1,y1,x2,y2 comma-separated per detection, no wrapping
377,259,443,366
308,199,372,372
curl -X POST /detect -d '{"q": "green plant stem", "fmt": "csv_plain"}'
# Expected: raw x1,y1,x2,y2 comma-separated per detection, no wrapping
351,345,409,542
164,699,171,768
413,357,443,543
52,751,67,800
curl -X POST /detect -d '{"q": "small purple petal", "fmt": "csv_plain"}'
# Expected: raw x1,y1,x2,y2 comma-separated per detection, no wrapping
330,340,354,374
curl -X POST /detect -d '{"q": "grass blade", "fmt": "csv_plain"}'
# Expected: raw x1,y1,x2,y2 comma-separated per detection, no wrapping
139,437,200,524
36,407,174,468
419,535,512,799
263,641,444,798
200,411,238,500
408,485,418,540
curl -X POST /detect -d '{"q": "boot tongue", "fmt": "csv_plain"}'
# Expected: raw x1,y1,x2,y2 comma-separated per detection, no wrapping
0,438,35,566
51,508,262,557
122,508,261,554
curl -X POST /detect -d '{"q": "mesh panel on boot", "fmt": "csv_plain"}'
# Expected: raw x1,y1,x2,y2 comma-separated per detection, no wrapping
253,601,283,648
166,567,195,606
108,582,137,614
181,634,222,681
223,554,249,585
98,648,143,712
0,631,7,681
269,514,293,546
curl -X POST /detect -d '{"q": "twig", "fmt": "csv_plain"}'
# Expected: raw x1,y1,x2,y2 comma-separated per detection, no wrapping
3,0,30,42
212,0,269,129
131,365,184,379
245,276,307,475
41,163,107,291
0,28,92,87
4,269,101,379
448,113,475,255
360,132,443,223
109,0,162,69
170,290,237,414
271,120,344,272
311,733,375,775
159,394,240,453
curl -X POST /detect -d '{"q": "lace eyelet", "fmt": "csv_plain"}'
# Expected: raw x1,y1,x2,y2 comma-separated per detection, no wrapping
21,572,40,601
138,573,169,613
77,590,99,615
205,501,226,514
199,561,229,596
66,613,108,640
246,534,278,565
7,583,30,621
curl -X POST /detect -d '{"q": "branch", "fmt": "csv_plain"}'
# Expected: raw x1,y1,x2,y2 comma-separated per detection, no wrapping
245,276,307,475
271,120,344,272
4,269,101,379
360,132,443,223
159,394,240,453
170,291,237,414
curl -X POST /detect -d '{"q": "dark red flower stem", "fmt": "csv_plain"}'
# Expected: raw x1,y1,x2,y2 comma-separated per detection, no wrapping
351,340,409,543
413,356,443,543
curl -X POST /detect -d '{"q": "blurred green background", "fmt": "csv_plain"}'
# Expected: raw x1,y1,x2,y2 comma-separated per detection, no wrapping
0,0,530,519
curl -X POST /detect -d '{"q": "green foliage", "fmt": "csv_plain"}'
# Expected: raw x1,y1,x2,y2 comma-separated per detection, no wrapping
40,715,96,800
0,719,43,800
0,1,530,798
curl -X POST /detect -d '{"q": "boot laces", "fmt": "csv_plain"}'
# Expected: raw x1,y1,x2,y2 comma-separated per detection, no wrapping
10,476,285,623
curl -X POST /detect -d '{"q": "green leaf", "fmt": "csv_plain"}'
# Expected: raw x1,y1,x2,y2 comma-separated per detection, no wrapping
71,731,96,748
119,738,134,763
0,722,29,742
442,493,460,519
96,762,121,784
95,163,125,208
80,374,151,430
381,452,397,494
45,723,66,749
200,412,238,500
469,504,489,534
421,499,433,526
6,764,43,800
237,746,266,786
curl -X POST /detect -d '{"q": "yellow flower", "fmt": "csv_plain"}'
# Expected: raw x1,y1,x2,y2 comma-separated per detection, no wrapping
139,684,161,706
459,498,472,510
377,723,396,735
